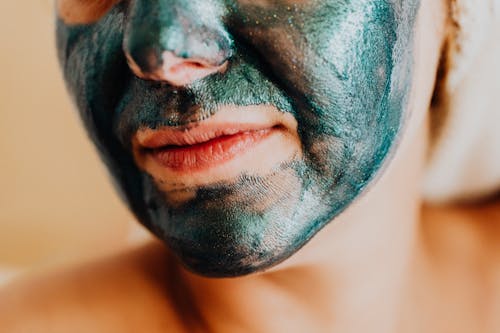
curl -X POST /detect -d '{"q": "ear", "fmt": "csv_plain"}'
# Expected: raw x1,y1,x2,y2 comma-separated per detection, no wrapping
424,0,500,202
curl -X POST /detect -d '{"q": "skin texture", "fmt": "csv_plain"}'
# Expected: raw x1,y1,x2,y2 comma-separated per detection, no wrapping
4,1,500,332
56,0,420,276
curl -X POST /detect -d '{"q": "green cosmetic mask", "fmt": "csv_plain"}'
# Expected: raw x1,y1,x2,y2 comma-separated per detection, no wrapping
57,0,420,277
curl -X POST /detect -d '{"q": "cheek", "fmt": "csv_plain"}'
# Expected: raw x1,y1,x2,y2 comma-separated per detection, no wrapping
232,1,397,105
56,6,131,157
57,0,121,24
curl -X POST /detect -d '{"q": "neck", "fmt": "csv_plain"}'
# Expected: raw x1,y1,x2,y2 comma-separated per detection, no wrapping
176,121,427,333
178,203,420,333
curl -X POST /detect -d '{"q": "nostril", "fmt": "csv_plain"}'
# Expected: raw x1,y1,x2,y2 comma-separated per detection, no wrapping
160,55,229,87
170,61,207,74
124,51,227,87
161,52,219,70
126,51,227,86
187,62,206,69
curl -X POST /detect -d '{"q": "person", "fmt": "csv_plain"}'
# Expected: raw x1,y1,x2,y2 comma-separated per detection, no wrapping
1,0,499,332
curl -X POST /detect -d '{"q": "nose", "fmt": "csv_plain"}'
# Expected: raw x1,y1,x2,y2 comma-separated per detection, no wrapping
123,0,233,87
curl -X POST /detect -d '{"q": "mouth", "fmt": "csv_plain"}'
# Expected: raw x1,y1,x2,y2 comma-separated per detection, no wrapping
138,124,280,172
132,105,301,191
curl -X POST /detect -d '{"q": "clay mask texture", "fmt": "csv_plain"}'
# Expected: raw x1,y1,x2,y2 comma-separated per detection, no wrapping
57,0,420,277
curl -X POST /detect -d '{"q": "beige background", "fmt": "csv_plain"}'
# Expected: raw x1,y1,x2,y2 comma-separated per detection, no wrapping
0,1,142,283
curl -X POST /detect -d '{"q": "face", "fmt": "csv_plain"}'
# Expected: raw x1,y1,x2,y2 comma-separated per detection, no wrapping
57,0,421,277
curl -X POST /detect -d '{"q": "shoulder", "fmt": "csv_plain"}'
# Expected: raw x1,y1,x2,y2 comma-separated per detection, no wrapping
0,240,187,333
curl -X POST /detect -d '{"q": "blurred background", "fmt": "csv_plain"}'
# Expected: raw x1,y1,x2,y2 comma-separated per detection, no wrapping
0,1,146,285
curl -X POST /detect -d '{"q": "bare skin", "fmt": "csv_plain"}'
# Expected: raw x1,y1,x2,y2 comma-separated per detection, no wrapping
1,0,499,332
0,199,498,333
406,199,500,333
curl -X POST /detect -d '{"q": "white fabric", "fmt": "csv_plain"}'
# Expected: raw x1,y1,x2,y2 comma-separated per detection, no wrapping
423,0,500,202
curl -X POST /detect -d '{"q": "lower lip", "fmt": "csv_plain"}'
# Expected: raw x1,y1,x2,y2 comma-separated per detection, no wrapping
148,128,275,172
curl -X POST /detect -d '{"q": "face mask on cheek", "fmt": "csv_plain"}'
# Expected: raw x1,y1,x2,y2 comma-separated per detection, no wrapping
56,0,421,277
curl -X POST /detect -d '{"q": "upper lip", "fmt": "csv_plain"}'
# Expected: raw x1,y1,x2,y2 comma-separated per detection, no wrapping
135,123,278,149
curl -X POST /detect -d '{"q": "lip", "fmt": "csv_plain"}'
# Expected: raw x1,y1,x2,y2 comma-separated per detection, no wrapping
135,123,281,172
